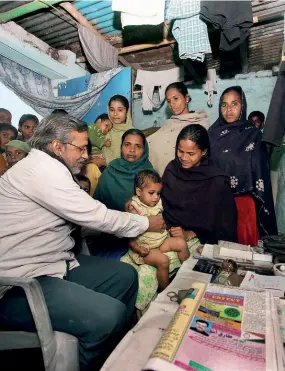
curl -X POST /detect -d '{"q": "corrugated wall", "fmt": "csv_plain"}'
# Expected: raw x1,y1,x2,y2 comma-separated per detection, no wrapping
0,0,284,72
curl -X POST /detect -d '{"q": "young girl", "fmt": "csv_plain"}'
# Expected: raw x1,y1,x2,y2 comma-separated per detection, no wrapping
103,95,133,164
129,169,189,289
18,114,39,142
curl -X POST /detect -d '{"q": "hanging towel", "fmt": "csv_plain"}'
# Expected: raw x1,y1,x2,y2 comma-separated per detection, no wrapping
204,68,217,108
200,1,253,51
166,0,211,62
262,62,285,147
135,67,184,111
78,25,118,72
112,0,165,28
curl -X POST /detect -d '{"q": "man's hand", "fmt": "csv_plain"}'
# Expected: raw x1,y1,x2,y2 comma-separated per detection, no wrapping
147,215,166,233
125,199,142,214
125,200,166,232
104,139,111,147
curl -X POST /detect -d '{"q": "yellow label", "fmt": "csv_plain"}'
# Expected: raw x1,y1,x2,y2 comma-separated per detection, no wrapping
151,282,206,362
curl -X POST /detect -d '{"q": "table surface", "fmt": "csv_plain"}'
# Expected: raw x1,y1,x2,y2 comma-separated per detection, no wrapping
101,258,212,371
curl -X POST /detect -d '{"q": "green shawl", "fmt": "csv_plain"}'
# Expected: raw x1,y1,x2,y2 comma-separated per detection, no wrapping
94,141,153,211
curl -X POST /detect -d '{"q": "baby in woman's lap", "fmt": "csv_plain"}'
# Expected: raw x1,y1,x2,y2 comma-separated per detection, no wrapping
129,170,189,289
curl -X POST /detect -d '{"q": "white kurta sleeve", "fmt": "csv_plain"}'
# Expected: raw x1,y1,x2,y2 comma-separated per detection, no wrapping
21,160,149,238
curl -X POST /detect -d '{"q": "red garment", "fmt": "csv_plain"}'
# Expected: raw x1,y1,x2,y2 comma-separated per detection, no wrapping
234,195,259,246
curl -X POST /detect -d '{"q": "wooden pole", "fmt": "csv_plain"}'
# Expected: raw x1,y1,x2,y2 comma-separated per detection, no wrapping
118,39,176,55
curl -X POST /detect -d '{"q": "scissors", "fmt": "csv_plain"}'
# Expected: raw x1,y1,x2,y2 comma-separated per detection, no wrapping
167,291,179,302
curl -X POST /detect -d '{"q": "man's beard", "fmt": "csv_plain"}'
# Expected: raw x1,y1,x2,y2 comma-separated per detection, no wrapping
71,166,81,175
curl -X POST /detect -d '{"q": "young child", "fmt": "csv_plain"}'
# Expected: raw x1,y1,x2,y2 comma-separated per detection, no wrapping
88,113,112,162
75,174,91,194
0,123,18,153
129,170,189,289
18,114,39,141
5,140,30,168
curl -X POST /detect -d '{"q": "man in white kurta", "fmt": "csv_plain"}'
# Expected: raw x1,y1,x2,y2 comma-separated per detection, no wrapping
0,114,164,370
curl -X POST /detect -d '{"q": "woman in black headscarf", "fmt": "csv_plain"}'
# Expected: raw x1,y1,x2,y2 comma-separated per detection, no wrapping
208,86,277,246
162,124,237,245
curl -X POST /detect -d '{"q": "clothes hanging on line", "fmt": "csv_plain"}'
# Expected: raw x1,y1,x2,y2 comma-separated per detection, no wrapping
262,62,285,147
200,0,253,51
78,25,118,72
112,0,165,28
166,0,211,62
0,55,123,119
135,67,184,111
204,68,217,108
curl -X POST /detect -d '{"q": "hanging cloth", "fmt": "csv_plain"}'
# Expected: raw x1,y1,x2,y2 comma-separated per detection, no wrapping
78,25,118,72
262,62,285,147
0,55,122,119
135,67,184,111
200,0,253,51
112,0,165,28
166,0,211,62
204,69,217,108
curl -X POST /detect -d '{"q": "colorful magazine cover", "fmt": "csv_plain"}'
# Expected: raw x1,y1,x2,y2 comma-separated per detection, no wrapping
145,284,270,371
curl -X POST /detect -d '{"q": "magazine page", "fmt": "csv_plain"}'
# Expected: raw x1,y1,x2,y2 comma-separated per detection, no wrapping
143,282,206,371
145,284,269,371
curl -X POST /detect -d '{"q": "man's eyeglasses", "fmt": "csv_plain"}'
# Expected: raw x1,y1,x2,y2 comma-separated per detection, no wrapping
63,142,88,154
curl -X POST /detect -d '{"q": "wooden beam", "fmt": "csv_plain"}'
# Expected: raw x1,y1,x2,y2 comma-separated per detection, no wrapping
118,39,176,55
60,2,131,67
76,40,176,64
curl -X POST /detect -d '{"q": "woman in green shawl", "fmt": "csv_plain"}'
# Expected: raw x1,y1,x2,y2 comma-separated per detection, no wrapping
94,128,153,211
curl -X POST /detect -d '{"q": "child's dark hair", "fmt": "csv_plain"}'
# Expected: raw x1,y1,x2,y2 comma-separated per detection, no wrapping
0,123,18,138
19,114,39,128
75,174,91,184
176,124,210,160
108,95,129,111
248,110,265,123
95,113,109,122
135,170,162,191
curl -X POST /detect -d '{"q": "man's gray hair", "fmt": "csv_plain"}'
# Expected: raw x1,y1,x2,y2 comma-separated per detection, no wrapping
29,114,88,152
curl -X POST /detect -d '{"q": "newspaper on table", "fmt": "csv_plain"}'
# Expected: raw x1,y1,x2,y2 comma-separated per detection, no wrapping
240,270,285,297
143,283,284,371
